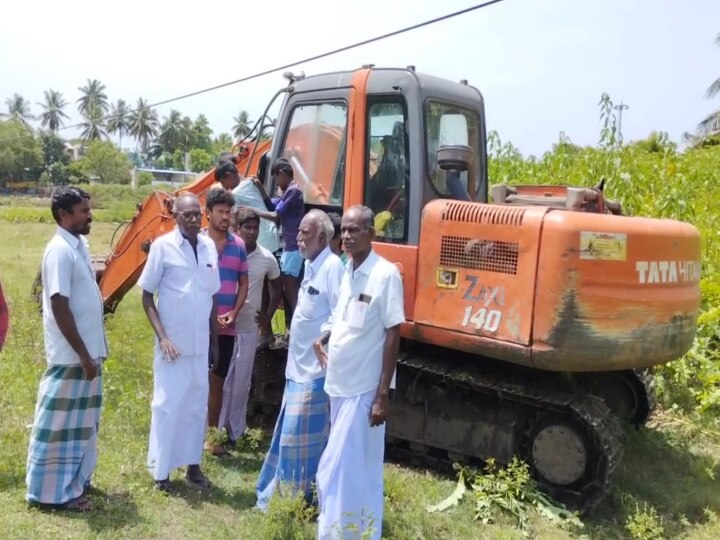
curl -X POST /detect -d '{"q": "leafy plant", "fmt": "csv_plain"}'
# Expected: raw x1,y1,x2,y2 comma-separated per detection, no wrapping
428,459,583,536
625,503,665,540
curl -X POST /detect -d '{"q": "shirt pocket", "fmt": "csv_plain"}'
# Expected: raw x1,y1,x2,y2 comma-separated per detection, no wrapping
298,286,322,320
198,261,219,293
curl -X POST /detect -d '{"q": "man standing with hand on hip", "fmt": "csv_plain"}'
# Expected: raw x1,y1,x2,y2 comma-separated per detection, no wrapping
314,205,405,540
26,186,108,512
138,193,221,493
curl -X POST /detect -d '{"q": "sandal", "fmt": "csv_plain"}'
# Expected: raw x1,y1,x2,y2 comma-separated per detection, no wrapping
59,495,92,512
185,471,212,492
154,478,175,494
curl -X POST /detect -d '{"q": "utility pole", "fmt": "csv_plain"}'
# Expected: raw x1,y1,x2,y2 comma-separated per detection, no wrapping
614,101,629,143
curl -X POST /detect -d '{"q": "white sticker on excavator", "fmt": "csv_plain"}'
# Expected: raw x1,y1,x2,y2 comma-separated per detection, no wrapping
635,260,701,284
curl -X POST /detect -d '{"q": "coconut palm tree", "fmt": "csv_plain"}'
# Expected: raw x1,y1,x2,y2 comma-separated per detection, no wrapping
77,79,109,118
80,104,107,140
128,97,159,153
233,110,251,139
697,32,720,136
107,99,131,149
2,93,35,129
37,89,70,132
158,110,184,154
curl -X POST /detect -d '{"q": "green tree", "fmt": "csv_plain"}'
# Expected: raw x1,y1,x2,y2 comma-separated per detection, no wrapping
82,140,131,184
66,160,89,183
80,104,107,141
189,148,213,172
181,115,195,151
233,110,251,139
158,110,184,154
171,149,185,170
192,114,213,151
40,131,69,170
2,94,35,129
128,98,159,153
697,32,720,136
212,133,233,156
77,79,109,118
107,99,131,149
38,90,70,132
0,120,42,183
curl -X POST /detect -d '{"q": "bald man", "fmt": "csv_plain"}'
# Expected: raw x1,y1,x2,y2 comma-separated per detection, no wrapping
138,193,221,493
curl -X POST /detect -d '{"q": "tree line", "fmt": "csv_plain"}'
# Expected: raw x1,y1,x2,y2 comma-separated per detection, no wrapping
0,78,255,186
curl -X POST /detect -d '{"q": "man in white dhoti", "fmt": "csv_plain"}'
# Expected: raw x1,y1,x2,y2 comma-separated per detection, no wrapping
138,193,221,493
313,205,405,540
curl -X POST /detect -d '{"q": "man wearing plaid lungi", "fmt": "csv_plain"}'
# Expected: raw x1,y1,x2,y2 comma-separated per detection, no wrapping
26,187,108,512
256,210,344,510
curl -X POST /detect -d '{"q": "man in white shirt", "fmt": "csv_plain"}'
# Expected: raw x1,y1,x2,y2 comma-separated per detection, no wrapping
256,209,345,511
314,205,405,540
218,207,282,444
26,187,108,512
137,193,221,493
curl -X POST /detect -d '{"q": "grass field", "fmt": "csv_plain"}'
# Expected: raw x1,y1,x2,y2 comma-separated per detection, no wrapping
1,219,720,539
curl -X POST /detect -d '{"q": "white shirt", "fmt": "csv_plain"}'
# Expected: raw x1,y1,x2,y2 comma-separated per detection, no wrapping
234,244,281,332
41,227,108,365
286,247,345,383
137,228,221,356
324,250,405,397
232,180,280,253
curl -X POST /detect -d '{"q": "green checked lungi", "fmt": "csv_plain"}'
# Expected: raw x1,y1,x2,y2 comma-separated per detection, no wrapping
25,364,103,505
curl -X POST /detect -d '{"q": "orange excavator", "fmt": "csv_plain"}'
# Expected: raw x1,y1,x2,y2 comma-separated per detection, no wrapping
95,66,701,512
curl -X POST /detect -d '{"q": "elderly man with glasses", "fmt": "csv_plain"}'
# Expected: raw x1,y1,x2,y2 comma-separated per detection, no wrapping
138,193,221,493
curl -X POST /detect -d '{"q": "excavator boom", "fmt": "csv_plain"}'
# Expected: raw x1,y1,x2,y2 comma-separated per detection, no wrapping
98,139,270,312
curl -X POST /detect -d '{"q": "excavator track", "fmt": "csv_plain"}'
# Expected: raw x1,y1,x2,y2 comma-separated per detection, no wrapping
387,351,624,514
248,346,624,513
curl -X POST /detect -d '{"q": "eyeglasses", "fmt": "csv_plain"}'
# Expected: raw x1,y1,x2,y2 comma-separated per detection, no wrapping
177,211,202,221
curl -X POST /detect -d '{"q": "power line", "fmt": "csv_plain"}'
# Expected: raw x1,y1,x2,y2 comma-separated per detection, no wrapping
0,0,508,146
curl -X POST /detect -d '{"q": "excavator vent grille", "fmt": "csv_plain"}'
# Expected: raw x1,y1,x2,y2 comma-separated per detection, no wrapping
441,202,525,226
440,236,519,275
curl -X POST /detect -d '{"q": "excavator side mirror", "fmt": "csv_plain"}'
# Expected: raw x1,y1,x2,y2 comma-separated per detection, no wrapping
436,144,474,172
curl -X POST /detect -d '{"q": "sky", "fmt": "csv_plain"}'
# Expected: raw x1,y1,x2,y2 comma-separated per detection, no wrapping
1,0,719,157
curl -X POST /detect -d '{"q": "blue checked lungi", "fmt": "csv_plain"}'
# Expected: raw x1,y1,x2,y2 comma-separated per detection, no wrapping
26,364,103,505
256,377,330,510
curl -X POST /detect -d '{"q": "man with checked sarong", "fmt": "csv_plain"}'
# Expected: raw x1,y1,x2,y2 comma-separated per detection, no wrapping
256,210,344,510
26,187,108,512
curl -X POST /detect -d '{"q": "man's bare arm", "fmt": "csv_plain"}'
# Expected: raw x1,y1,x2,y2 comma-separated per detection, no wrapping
50,294,97,380
219,273,249,328
262,277,283,329
370,325,401,426
141,290,180,361
209,296,220,372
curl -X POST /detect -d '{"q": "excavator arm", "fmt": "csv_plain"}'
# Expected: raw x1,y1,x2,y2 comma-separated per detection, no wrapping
98,139,270,313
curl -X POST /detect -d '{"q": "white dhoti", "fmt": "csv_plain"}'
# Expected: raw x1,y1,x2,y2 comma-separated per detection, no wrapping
219,329,259,440
147,352,208,481
316,390,385,540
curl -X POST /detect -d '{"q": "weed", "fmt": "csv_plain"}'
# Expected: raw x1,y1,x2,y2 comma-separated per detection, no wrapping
625,503,665,540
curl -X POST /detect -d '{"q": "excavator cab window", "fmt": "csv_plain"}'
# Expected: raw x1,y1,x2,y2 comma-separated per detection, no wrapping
426,101,482,202
364,97,409,243
277,101,348,206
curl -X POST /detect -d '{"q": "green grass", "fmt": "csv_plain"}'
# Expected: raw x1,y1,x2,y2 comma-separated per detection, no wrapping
2,221,720,539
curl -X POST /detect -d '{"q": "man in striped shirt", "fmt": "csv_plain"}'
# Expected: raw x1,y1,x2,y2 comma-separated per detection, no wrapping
202,188,249,455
